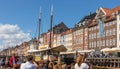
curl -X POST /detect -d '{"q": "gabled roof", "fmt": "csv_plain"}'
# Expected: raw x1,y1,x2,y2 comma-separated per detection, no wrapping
102,8,111,16
89,6,120,27
53,22,69,30
102,6,120,16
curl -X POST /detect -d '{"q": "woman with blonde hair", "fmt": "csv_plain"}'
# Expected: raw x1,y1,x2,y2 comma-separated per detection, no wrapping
74,55,89,69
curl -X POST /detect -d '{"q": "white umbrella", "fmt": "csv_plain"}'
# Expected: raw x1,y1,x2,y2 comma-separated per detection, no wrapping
109,47,120,52
101,48,111,52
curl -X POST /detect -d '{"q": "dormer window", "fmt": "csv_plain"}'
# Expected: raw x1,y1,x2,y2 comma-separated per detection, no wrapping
112,13,116,18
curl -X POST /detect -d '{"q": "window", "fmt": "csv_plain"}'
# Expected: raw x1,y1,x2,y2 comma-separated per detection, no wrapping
90,42,92,47
99,40,101,47
96,26,98,29
90,34,92,39
96,32,98,38
91,42,93,47
109,22,111,26
103,40,105,46
109,30,111,36
119,24,120,31
110,29,113,36
93,33,94,39
97,41,99,47
92,42,94,47
112,21,114,25
108,22,110,26
106,40,108,46
113,28,116,35
92,42,94,48
106,23,108,27
109,39,111,46
107,30,110,36
104,23,106,27
89,34,90,39
107,22,109,26
95,26,97,30
113,39,115,45
94,33,96,38
119,34,120,41
110,21,112,25
104,31,105,37
119,14,120,20
94,42,96,47
92,33,94,39
114,21,117,24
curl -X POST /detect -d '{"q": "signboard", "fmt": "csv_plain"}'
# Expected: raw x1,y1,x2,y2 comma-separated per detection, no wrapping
35,56,41,61
39,45,48,49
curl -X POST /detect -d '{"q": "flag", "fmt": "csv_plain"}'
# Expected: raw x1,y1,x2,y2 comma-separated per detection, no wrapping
98,19,104,38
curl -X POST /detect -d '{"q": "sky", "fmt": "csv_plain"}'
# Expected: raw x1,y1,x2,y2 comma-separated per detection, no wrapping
0,0,120,50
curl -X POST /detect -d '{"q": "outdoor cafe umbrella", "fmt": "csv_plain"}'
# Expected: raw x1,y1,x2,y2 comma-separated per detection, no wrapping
108,47,120,52
101,48,111,52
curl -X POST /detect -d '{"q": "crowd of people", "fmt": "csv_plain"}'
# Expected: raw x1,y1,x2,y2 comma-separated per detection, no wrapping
0,52,92,69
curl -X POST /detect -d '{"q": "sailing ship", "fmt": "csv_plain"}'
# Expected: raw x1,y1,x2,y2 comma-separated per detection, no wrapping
27,6,67,60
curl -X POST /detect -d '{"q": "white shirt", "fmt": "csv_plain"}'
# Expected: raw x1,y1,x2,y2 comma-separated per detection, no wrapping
74,63,89,69
20,61,36,69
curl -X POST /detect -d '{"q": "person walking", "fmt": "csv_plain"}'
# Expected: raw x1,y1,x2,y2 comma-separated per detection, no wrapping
20,55,38,69
9,53,18,69
0,57,5,68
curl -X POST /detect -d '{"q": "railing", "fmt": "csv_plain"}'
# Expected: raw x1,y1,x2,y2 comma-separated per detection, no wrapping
86,58,120,69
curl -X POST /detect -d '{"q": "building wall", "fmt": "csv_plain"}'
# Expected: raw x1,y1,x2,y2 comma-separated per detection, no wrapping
53,34,57,47
46,32,53,47
38,37,44,50
65,32,72,51
43,33,47,45
56,34,61,46
73,28,83,51
117,12,120,47
61,33,65,46
83,28,88,50
88,19,117,50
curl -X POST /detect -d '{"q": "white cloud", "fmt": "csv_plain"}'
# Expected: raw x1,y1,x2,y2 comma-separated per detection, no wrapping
0,24,31,49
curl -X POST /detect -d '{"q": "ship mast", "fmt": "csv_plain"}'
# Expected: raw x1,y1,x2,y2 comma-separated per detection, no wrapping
38,7,42,39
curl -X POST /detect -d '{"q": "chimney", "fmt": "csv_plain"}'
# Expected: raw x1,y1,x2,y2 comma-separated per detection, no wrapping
89,12,92,15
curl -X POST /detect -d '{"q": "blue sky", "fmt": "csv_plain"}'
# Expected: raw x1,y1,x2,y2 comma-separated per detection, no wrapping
0,0,120,38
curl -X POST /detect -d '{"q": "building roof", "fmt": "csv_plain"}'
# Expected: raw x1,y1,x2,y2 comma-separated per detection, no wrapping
111,6,120,13
61,29,72,36
102,8,111,16
52,22,69,34
78,13,97,24
89,6,120,27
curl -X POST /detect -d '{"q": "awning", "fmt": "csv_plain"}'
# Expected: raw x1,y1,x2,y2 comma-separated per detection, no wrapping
78,49,95,53
60,51,75,54
32,48,51,52
27,49,39,53
27,45,67,53
51,45,67,52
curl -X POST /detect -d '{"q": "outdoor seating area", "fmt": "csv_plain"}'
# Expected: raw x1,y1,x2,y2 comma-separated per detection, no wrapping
86,58,120,69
